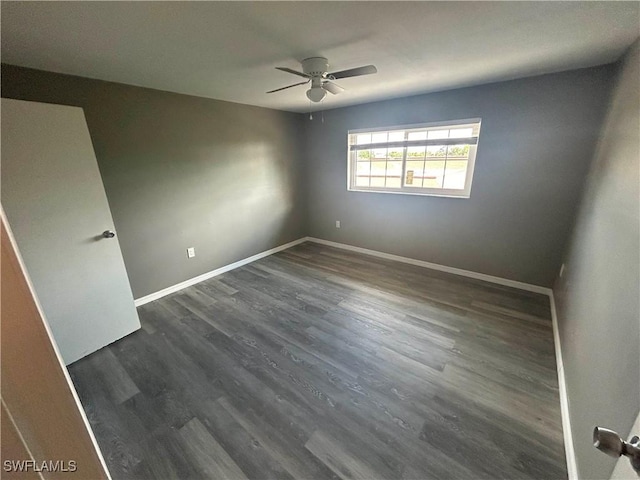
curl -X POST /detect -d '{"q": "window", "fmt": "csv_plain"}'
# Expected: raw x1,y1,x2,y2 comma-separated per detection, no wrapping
347,118,481,198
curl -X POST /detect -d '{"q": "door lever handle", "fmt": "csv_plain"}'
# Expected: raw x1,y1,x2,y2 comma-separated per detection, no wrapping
102,230,116,239
594,426,640,475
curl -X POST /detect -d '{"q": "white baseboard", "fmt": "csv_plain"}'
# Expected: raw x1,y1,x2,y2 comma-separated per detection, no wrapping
306,237,550,295
134,237,307,306
134,234,578,478
549,291,578,480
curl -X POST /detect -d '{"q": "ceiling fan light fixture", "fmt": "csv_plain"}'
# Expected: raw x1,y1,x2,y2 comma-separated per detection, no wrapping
306,86,327,103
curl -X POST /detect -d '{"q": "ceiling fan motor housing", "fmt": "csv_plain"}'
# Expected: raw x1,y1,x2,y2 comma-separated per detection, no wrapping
302,57,329,77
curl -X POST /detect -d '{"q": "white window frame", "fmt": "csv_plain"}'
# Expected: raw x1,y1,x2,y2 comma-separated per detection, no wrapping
347,118,482,198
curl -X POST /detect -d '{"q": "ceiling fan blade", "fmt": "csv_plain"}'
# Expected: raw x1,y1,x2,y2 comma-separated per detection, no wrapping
322,81,345,95
328,65,377,79
266,80,309,94
275,67,310,78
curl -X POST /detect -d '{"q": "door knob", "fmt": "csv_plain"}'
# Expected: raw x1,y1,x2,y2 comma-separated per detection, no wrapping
594,426,640,475
102,230,116,238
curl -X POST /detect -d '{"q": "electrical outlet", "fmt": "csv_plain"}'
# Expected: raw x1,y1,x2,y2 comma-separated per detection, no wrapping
335,220,341,229
187,247,195,258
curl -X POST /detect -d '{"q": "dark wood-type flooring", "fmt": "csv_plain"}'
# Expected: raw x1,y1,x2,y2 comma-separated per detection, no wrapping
68,242,567,479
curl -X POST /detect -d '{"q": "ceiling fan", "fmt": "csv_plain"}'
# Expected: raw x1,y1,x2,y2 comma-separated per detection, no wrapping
267,57,377,102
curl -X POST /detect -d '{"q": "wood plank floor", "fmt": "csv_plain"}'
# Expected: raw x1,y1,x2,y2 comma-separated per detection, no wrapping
68,242,567,479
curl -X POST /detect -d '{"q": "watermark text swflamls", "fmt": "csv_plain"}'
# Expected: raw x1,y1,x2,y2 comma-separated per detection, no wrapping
3,460,77,473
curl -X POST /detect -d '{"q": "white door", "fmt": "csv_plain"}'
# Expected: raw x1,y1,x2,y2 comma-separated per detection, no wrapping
1,98,140,365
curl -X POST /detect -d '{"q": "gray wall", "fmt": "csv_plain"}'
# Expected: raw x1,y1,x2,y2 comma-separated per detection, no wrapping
554,41,640,479
1,65,307,299
305,66,616,287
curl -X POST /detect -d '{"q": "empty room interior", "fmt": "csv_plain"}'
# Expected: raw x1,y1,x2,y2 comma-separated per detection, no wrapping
1,2,639,479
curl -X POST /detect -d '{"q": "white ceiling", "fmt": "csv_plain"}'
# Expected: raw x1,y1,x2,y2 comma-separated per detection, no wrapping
2,2,639,113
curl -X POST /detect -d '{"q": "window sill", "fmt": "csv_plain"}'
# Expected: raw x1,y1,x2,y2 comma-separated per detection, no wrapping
347,187,471,199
